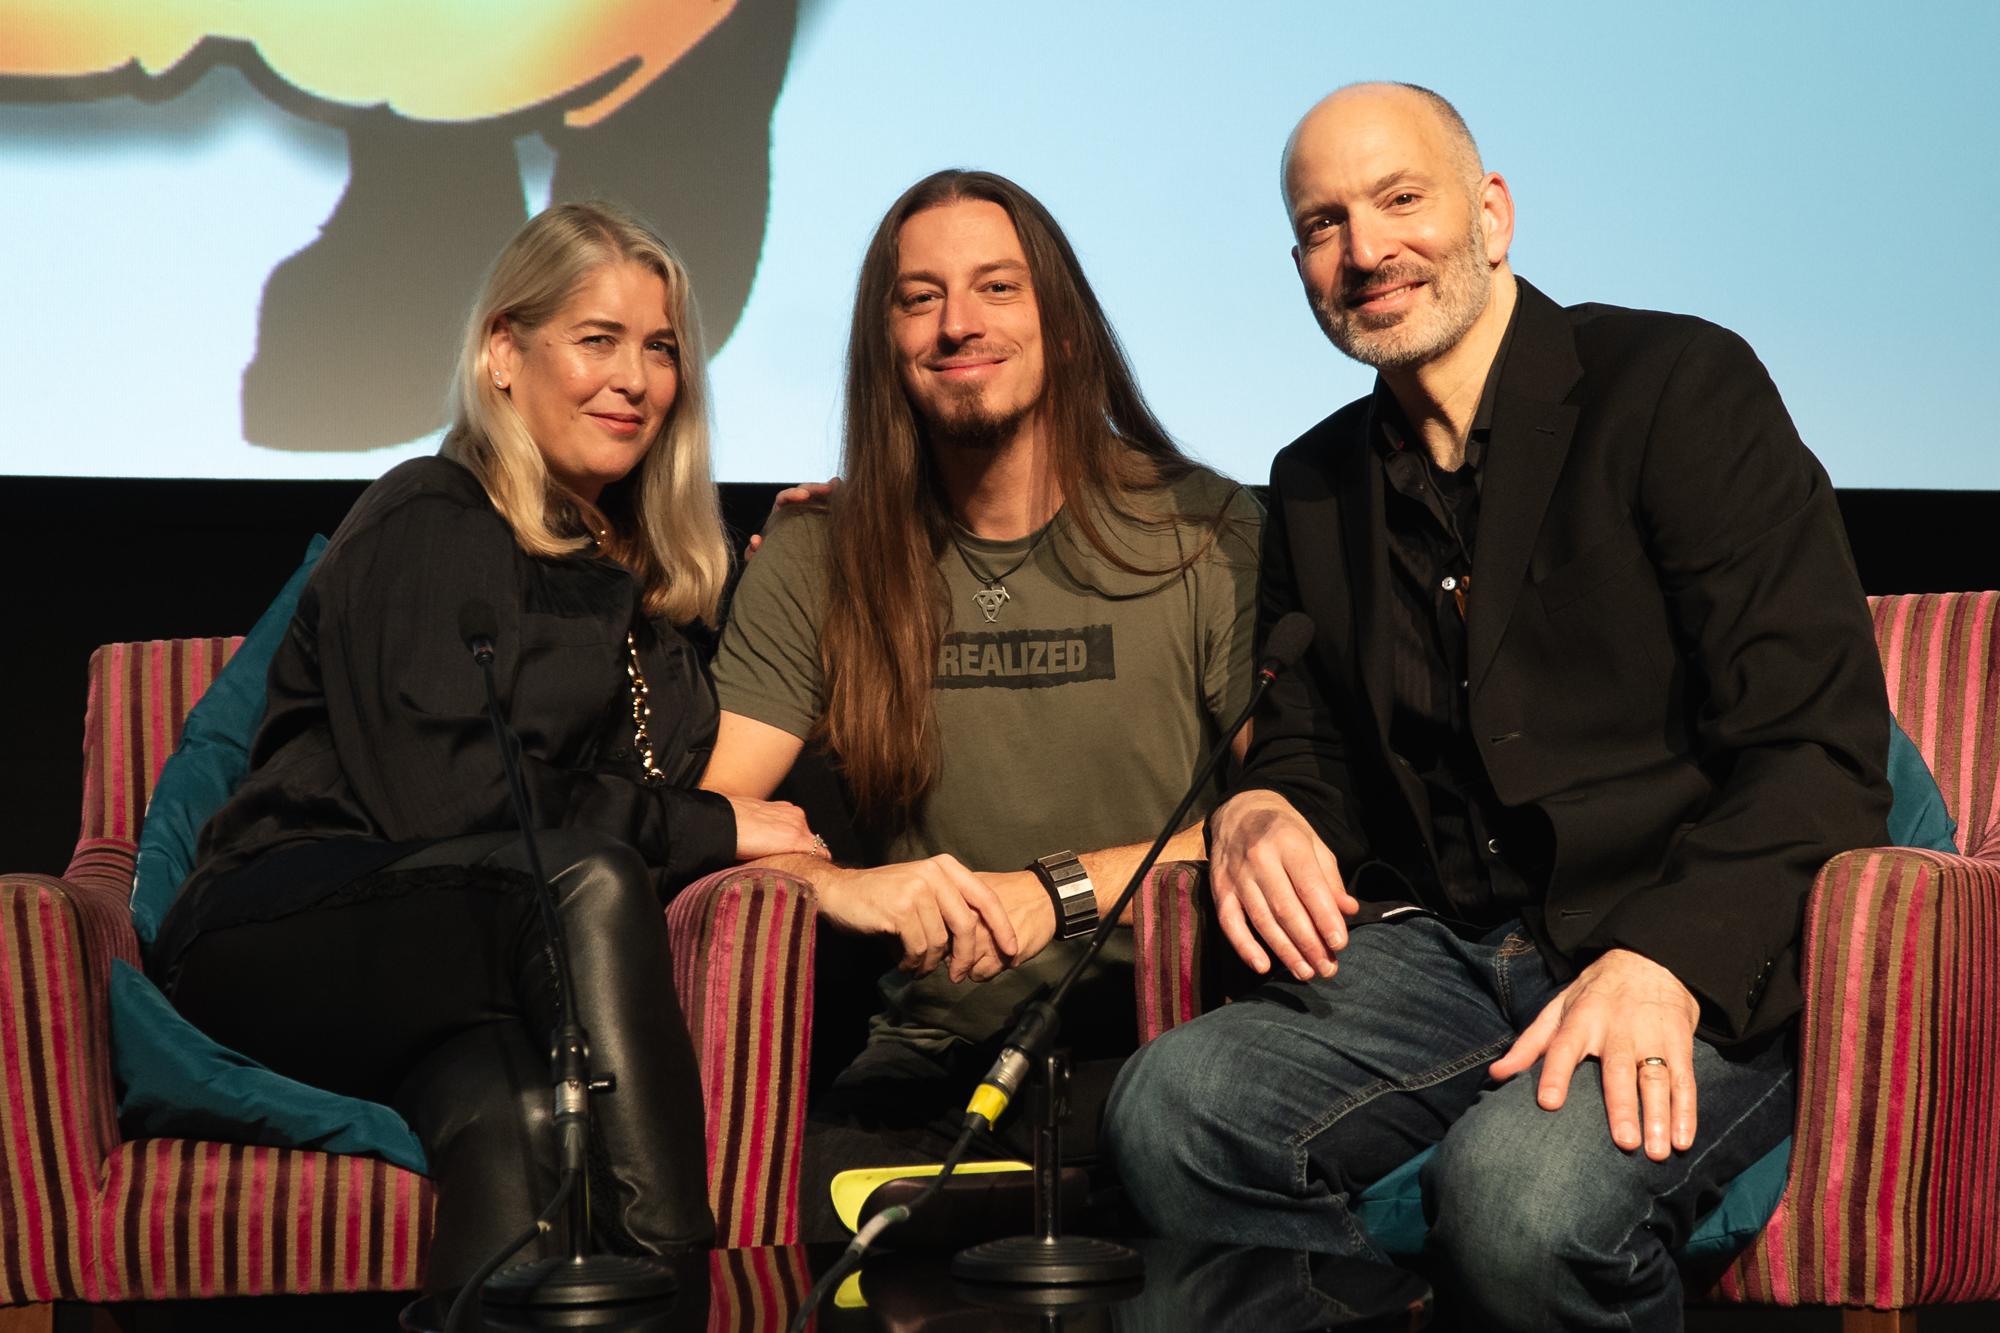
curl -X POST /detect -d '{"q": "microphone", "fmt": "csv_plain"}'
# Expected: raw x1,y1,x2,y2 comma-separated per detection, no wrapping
459,598,498,667
963,610,1317,1130
440,601,677,1332
1258,610,1315,682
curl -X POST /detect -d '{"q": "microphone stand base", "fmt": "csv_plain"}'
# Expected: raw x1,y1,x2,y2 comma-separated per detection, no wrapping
482,1252,680,1312
950,1234,1143,1288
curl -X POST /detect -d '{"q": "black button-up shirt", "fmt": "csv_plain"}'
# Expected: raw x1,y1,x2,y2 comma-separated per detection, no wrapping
1373,314,1541,929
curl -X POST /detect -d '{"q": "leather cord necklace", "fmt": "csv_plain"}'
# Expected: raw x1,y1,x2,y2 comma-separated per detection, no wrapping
950,513,1058,623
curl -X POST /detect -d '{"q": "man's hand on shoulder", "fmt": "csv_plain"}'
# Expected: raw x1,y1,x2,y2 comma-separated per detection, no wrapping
1488,947,1701,1161
1207,790,1358,981
810,855,1022,983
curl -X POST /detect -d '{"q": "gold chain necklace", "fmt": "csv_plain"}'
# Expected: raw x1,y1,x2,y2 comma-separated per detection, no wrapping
624,631,668,787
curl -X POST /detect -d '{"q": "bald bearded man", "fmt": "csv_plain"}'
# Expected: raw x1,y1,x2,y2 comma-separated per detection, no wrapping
1106,83,1891,1330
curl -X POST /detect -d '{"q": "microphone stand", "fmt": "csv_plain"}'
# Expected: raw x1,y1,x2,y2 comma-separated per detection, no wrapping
952,613,1314,1292
443,616,678,1332
787,614,1315,1330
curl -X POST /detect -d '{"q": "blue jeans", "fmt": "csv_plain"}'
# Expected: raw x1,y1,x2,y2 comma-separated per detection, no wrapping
1104,919,1793,1331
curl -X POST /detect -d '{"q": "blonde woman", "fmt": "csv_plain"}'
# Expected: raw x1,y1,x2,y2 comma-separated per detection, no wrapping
153,203,819,1287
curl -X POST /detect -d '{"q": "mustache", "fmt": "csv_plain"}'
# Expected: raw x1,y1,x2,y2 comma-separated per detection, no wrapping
925,339,1020,369
1338,263,1432,305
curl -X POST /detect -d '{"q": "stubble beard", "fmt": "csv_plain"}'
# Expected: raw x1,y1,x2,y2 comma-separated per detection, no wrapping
1313,208,1493,371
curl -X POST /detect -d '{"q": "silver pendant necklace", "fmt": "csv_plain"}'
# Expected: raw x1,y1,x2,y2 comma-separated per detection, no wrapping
950,516,1057,623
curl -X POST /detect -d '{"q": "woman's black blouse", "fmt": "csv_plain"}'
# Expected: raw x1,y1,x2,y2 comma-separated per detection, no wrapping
157,457,736,965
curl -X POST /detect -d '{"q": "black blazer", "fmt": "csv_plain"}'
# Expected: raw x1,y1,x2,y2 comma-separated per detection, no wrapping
1243,279,1892,1047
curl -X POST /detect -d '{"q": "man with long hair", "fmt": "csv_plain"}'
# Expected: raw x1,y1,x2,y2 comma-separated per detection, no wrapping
703,169,1261,1236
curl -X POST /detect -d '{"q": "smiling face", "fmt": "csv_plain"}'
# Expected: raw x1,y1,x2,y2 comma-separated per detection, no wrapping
1284,85,1511,370
488,260,680,502
889,199,1047,446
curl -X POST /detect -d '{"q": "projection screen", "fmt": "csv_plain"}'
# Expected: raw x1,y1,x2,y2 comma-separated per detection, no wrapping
1,0,1994,490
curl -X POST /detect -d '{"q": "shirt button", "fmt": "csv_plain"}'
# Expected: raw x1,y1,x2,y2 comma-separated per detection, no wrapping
1441,576,1458,591
1486,838,1502,855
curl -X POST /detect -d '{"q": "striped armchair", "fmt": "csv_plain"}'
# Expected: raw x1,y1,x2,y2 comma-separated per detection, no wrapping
0,640,436,1307
1129,591,2000,1330
0,635,1205,1311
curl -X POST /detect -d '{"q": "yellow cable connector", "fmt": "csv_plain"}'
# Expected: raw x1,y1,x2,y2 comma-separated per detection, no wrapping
967,1083,1010,1129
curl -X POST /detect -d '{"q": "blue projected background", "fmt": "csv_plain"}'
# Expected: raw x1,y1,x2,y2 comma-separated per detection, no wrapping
1,0,1994,489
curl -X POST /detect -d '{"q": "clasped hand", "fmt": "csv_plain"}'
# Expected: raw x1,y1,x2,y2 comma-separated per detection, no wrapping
724,794,821,860
815,858,1058,983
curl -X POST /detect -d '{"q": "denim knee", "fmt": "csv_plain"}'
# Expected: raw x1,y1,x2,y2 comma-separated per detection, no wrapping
1105,1021,1240,1214
1425,1088,1675,1330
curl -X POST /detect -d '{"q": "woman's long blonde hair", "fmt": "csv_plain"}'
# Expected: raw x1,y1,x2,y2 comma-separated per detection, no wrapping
441,201,729,626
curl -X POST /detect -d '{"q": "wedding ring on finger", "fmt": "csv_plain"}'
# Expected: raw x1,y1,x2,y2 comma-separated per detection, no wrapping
1639,1056,1669,1070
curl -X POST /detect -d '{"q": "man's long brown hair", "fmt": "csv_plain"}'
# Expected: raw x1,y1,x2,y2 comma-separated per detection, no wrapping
819,169,1201,827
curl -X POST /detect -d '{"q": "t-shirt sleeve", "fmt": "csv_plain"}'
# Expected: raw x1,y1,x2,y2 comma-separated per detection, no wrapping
711,511,829,740
1197,485,1265,732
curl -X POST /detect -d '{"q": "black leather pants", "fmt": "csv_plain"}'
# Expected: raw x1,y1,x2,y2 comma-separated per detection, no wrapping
169,830,714,1288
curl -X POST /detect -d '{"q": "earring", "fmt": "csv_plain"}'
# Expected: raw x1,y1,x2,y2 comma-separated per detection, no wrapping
493,371,506,389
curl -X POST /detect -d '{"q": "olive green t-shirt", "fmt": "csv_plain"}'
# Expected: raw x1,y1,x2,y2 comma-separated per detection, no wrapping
712,467,1262,1056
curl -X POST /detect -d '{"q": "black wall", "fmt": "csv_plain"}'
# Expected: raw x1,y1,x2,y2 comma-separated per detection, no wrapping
5,476,1997,875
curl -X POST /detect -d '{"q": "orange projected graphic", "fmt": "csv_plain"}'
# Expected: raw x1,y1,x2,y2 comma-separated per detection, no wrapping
3,0,740,126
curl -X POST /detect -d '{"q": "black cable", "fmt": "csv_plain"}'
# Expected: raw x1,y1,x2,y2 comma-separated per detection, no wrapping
784,1119,983,1333
443,1169,576,1333
477,662,574,1026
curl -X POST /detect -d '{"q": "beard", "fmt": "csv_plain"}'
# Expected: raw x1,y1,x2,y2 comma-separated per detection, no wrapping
914,379,1036,451
1311,208,1492,370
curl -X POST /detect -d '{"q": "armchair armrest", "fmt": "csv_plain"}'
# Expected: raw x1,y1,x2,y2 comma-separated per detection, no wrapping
665,865,818,1248
0,852,142,1303
1131,860,1209,1043
1720,846,2000,1309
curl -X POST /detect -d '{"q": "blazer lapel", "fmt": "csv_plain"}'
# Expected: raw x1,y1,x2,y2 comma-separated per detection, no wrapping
1466,281,1583,695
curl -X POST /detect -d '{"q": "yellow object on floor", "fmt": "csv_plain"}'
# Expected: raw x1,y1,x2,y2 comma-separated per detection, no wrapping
828,1160,1032,1233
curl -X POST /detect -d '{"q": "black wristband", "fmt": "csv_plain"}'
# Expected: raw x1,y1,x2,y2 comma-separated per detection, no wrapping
1029,850,1099,941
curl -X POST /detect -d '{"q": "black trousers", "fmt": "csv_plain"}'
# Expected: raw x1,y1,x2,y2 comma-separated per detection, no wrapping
168,831,713,1287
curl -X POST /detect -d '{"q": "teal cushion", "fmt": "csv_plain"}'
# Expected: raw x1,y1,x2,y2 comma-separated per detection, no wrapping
1351,717,1954,1261
130,534,328,952
1351,1148,1430,1258
1885,716,1958,852
115,534,424,1172
1352,1137,1791,1262
110,961,427,1173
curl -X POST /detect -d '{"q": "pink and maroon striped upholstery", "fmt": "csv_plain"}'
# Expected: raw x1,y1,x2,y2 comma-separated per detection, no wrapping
0,640,438,1303
1132,860,1208,1042
1128,591,2000,1317
1715,592,2000,1311
667,867,818,1248
704,1245,812,1330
